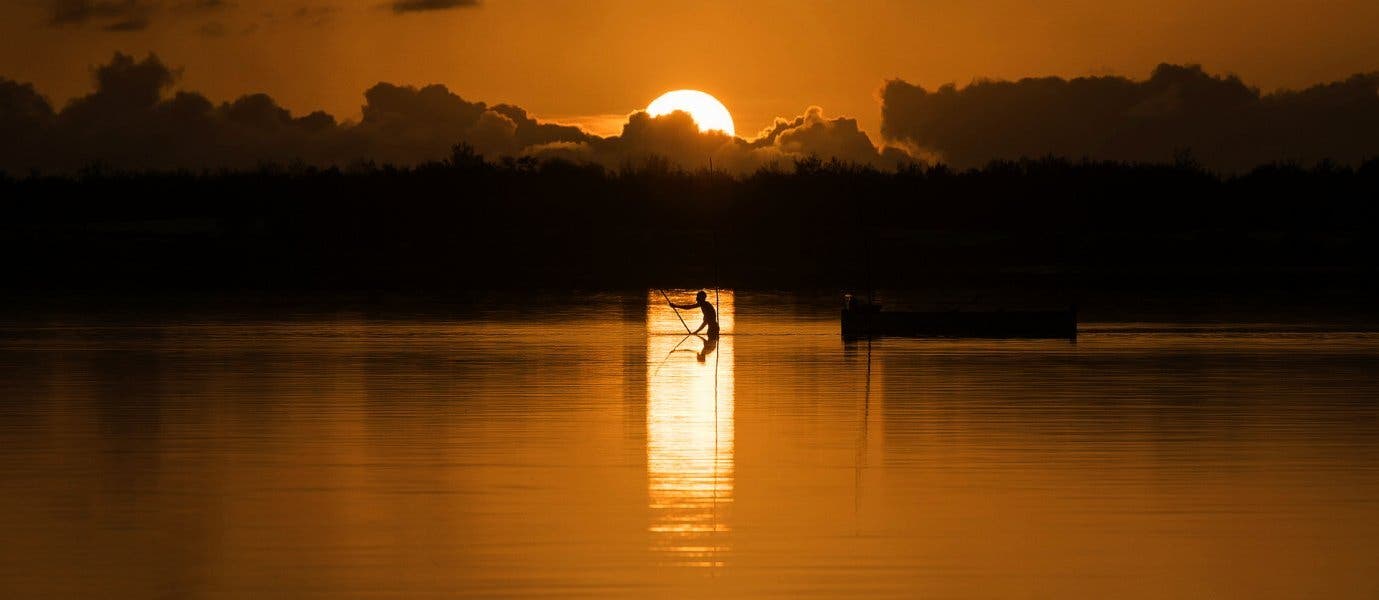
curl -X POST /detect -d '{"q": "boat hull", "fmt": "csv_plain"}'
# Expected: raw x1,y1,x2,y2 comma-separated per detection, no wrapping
842,307,1076,340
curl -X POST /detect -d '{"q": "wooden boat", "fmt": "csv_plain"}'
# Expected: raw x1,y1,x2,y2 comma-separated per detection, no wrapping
841,296,1076,340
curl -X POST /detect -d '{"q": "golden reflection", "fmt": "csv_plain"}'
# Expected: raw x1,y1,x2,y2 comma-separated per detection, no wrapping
646,289,734,568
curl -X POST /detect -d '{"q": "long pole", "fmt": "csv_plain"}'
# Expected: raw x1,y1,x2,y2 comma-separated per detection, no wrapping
657,289,692,333
712,231,721,324
650,333,694,378
710,230,721,576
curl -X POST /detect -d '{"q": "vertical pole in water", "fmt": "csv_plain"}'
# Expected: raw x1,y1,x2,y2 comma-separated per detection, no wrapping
712,230,721,325
711,229,722,574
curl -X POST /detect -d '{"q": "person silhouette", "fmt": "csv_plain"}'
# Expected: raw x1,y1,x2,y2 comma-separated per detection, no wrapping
669,290,719,337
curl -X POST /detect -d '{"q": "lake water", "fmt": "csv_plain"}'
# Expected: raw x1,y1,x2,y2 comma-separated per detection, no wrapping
2,291,1377,598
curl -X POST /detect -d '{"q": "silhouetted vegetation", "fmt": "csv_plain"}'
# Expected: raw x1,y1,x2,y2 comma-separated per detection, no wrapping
3,151,1377,315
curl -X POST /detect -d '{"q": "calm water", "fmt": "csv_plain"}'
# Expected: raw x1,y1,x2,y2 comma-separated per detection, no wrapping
2,292,1377,598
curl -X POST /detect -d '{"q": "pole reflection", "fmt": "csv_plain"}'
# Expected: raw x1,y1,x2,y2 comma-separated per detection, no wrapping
645,290,734,568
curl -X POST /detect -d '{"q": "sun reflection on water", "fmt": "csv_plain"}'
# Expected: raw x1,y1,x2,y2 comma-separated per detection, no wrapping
646,290,734,568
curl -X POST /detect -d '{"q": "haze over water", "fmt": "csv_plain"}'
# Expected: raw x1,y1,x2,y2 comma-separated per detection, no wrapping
1,291,1377,598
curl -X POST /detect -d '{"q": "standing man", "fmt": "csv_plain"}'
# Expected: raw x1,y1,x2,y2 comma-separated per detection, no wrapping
670,290,719,336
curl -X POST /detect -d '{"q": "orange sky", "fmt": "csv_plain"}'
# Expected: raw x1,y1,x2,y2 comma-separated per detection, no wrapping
3,0,1378,140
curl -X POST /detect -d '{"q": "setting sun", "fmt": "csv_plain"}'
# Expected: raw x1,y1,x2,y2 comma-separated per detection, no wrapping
646,90,736,137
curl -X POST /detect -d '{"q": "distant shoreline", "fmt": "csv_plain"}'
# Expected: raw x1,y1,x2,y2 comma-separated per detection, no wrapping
3,156,1375,323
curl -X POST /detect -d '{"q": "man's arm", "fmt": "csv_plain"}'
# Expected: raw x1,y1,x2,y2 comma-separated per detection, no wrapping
692,320,707,334
670,302,698,309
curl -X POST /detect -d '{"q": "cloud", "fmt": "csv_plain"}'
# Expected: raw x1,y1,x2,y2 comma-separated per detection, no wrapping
175,0,233,10
0,79,57,171
66,51,180,117
9,55,1376,175
49,0,156,28
103,16,150,30
391,0,480,14
0,52,904,174
595,110,738,168
48,0,235,31
881,64,1379,171
540,113,628,138
0,81,56,128
352,82,591,163
748,106,888,165
0,53,596,172
529,105,909,173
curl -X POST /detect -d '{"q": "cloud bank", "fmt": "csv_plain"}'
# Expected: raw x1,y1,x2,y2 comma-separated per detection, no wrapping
881,64,1379,171
9,55,1379,175
0,53,901,174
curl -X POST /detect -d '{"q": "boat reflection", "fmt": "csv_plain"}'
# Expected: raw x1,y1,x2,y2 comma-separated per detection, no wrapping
645,290,734,568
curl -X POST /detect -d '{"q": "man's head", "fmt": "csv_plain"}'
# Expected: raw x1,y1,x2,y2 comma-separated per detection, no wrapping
696,290,707,302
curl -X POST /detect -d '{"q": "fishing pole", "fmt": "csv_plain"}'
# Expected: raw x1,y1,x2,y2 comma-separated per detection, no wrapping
650,333,695,378
657,288,693,334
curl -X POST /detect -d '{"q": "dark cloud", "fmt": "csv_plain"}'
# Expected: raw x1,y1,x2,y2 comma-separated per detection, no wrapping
0,53,595,173
748,106,887,165
881,64,1379,171
48,0,234,30
175,0,233,10
0,81,55,128
531,105,907,172
488,105,581,146
103,17,150,30
352,82,591,163
0,80,57,171
66,51,179,118
595,110,736,167
50,0,155,28
0,53,905,174
391,0,480,14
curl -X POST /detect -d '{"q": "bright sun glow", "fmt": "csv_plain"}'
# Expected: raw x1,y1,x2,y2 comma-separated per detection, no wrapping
646,90,736,137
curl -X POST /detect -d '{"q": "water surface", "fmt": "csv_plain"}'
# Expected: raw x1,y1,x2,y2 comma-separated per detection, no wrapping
1,292,1377,598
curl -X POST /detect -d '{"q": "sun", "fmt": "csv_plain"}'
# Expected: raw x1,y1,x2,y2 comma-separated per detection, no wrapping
646,90,736,137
